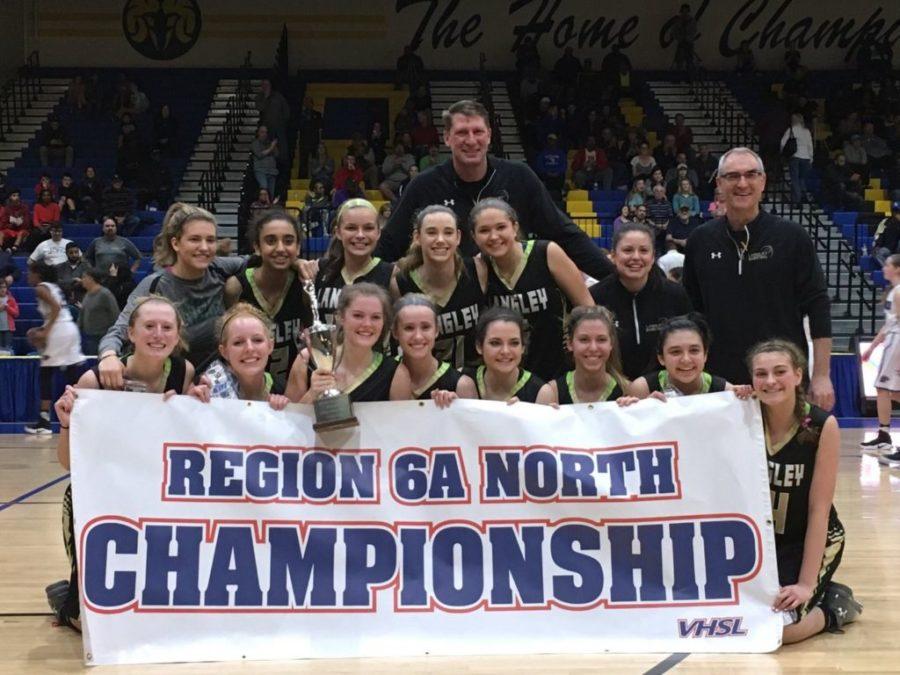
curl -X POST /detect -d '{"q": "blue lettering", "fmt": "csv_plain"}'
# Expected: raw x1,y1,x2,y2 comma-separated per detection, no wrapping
204,527,263,606
399,528,428,607
429,453,466,500
167,449,205,496
551,524,604,605
524,450,557,498
596,452,634,497
302,451,336,500
339,454,375,499
83,522,138,608
246,450,279,499
489,526,545,605
637,448,676,495
560,453,597,497
701,520,757,600
432,526,483,607
670,522,700,600
209,450,244,497
267,527,337,606
608,524,666,603
483,451,520,498
342,528,397,606
142,525,202,606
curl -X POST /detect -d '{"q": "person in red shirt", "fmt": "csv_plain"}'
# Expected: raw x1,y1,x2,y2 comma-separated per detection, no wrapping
668,113,694,154
34,189,62,228
410,110,440,157
571,136,613,190
0,189,32,251
34,173,58,201
333,154,364,191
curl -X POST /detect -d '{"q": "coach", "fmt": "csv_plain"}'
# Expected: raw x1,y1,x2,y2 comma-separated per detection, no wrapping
375,100,613,281
683,147,834,409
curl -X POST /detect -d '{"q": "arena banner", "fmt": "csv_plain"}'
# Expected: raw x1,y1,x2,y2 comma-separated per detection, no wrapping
70,390,782,666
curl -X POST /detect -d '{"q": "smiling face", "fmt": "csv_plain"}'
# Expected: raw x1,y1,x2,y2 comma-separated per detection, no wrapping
444,113,491,171
751,350,803,408
337,206,379,261
339,294,385,350
472,207,518,259
717,151,766,216
416,211,460,265
393,305,437,360
568,318,612,374
255,218,299,271
127,302,180,360
612,230,654,284
659,329,707,386
477,320,523,376
219,316,274,380
171,219,217,273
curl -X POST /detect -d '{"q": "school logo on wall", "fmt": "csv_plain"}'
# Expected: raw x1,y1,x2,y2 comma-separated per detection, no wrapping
122,0,202,61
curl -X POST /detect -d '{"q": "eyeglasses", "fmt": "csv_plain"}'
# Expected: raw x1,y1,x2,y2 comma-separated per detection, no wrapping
719,170,764,183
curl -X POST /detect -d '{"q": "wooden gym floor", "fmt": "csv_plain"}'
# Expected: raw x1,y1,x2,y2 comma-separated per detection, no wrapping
1,428,897,674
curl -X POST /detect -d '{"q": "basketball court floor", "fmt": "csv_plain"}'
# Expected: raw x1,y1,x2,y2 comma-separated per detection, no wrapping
1,428,897,673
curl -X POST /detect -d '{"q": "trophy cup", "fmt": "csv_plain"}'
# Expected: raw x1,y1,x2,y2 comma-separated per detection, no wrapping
302,280,359,432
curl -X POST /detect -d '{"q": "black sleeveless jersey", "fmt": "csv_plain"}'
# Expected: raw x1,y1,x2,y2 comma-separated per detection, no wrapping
395,257,484,368
314,258,394,325
766,403,843,550
461,366,544,403
238,268,312,387
93,355,188,394
484,240,567,382
346,352,398,403
554,371,623,404
645,370,728,396
410,361,462,400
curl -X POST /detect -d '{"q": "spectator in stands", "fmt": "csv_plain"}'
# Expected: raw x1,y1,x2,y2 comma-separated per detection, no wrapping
411,110,440,158
76,267,119,355
380,142,416,203
101,175,139,236
708,187,726,218
654,133,680,174
153,103,178,156
58,173,78,221
117,114,144,183
255,79,290,155
0,189,31,251
627,177,648,208
822,152,865,210
649,167,667,195
672,178,700,216
34,189,62,230
136,148,173,209
538,103,565,146
396,45,426,91
668,114,694,154
84,216,141,307
419,144,441,172
303,181,331,236
334,154,364,193
0,278,17,353
672,4,699,74
250,187,277,222
665,161,698,194
377,202,392,229
66,75,87,111
735,40,756,75
872,203,900,265
601,44,632,91
632,203,649,227
612,204,632,234
348,136,379,188
298,97,323,178
28,223,71,266
781,113,814,204
333,178,364,209
667,204,699,252
692,144,718,199
572,135,613,190
79,166,103,223
251,125,279,198
39,117,74,168
861,121,891,170
368,121,387,165
631,142,656,178
533,133,567,198
308,141,335,190
842,133,869,183
553,46,582,102
55,242,87,306
34,173,57,201
646,184,674,252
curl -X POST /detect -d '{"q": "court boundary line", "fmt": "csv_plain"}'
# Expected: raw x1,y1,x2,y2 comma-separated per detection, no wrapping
0,474,69,514
644,652,689,674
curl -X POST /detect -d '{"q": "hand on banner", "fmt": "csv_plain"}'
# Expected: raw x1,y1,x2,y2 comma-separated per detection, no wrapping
268,394,290,410
773,583,813,611
188,376,211,403
54,385,78,427
162,390,178,401
648,391,668,402
616,396,641,407
430,389,457,409
732,384,754,400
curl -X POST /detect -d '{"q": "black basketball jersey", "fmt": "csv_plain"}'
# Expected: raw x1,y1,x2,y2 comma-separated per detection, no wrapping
314,257,394,325
554,371,623,405
645,370,728,396
410,361,462,400
395,257,484,368
93,355,188,394
766,403,843,550
238,268,312,386
346,351,398,402
484,240,566,381
461,366,544,403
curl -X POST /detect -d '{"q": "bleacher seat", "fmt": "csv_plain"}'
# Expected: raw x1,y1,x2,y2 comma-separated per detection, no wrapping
567,189,589,201
566,200,595,213
875,200,892,215
290,179,311,191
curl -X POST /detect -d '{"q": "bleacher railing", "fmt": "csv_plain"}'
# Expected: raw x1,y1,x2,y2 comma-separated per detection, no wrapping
691,70,756,149
199,52,253,214
0,51,41,143
478,52,505,159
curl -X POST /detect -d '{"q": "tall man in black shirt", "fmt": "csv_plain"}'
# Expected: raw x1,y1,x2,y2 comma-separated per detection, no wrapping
375,100,613,282
683,147,834,409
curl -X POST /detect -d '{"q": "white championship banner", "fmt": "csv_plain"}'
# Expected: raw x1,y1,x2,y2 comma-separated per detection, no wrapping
70,390,782,665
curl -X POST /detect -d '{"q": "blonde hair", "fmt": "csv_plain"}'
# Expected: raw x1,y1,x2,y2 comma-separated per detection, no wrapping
128,295,187,354
321,198,378,284
152,202,217,267
397,204,464,276
565,305,629,391
216,302,274,345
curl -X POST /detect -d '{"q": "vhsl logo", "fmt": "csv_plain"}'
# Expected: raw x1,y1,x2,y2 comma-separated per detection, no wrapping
678,616,748,638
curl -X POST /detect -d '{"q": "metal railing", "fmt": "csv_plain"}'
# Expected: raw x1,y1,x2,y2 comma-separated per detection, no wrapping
690,70,756,149
0,51,41,142
478,52,505,159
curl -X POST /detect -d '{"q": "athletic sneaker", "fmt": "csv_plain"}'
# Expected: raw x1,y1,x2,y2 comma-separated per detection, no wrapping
821,581,863,631
24,418,52,435
860,430,893,452
878,450,900,466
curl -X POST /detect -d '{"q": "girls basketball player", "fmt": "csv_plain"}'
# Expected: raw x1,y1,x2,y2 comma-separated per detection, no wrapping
50,296,193,631
461,306,544,403
313,198,393,325
747,339,862,643
286,283,411,402
861,253,900,460
225,211,311,388
536,305,636,406
392,205,484,368
469,198,593,382
392,293,477,403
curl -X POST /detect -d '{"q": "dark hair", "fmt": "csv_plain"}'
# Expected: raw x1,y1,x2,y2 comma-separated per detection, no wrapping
656,313,712,355
397,204,464,275
468,197,520,233
81,266,101,283
611,222,655,250
564,305,627,390
442,100,491,131
746,339,808,422
321,198,378,284
474,306,527,347
65,241,80,251
29,262,57,283
246,209,302,250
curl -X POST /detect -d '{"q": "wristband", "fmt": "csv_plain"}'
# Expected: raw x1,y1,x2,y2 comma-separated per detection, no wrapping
99,352,118,362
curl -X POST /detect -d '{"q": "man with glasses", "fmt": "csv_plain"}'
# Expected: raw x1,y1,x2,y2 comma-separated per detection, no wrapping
683,147,834,409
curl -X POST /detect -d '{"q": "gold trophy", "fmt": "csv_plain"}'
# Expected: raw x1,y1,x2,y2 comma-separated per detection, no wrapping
302,280,359,431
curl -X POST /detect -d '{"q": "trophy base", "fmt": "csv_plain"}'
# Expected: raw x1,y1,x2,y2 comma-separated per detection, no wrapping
313,394,359,432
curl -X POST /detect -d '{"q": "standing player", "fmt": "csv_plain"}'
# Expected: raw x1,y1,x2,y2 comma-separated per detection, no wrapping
313,198,393,325
226,211,311,387
392,205,484,368
747,339,861,643
470,198,593,381
861,253,900,462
